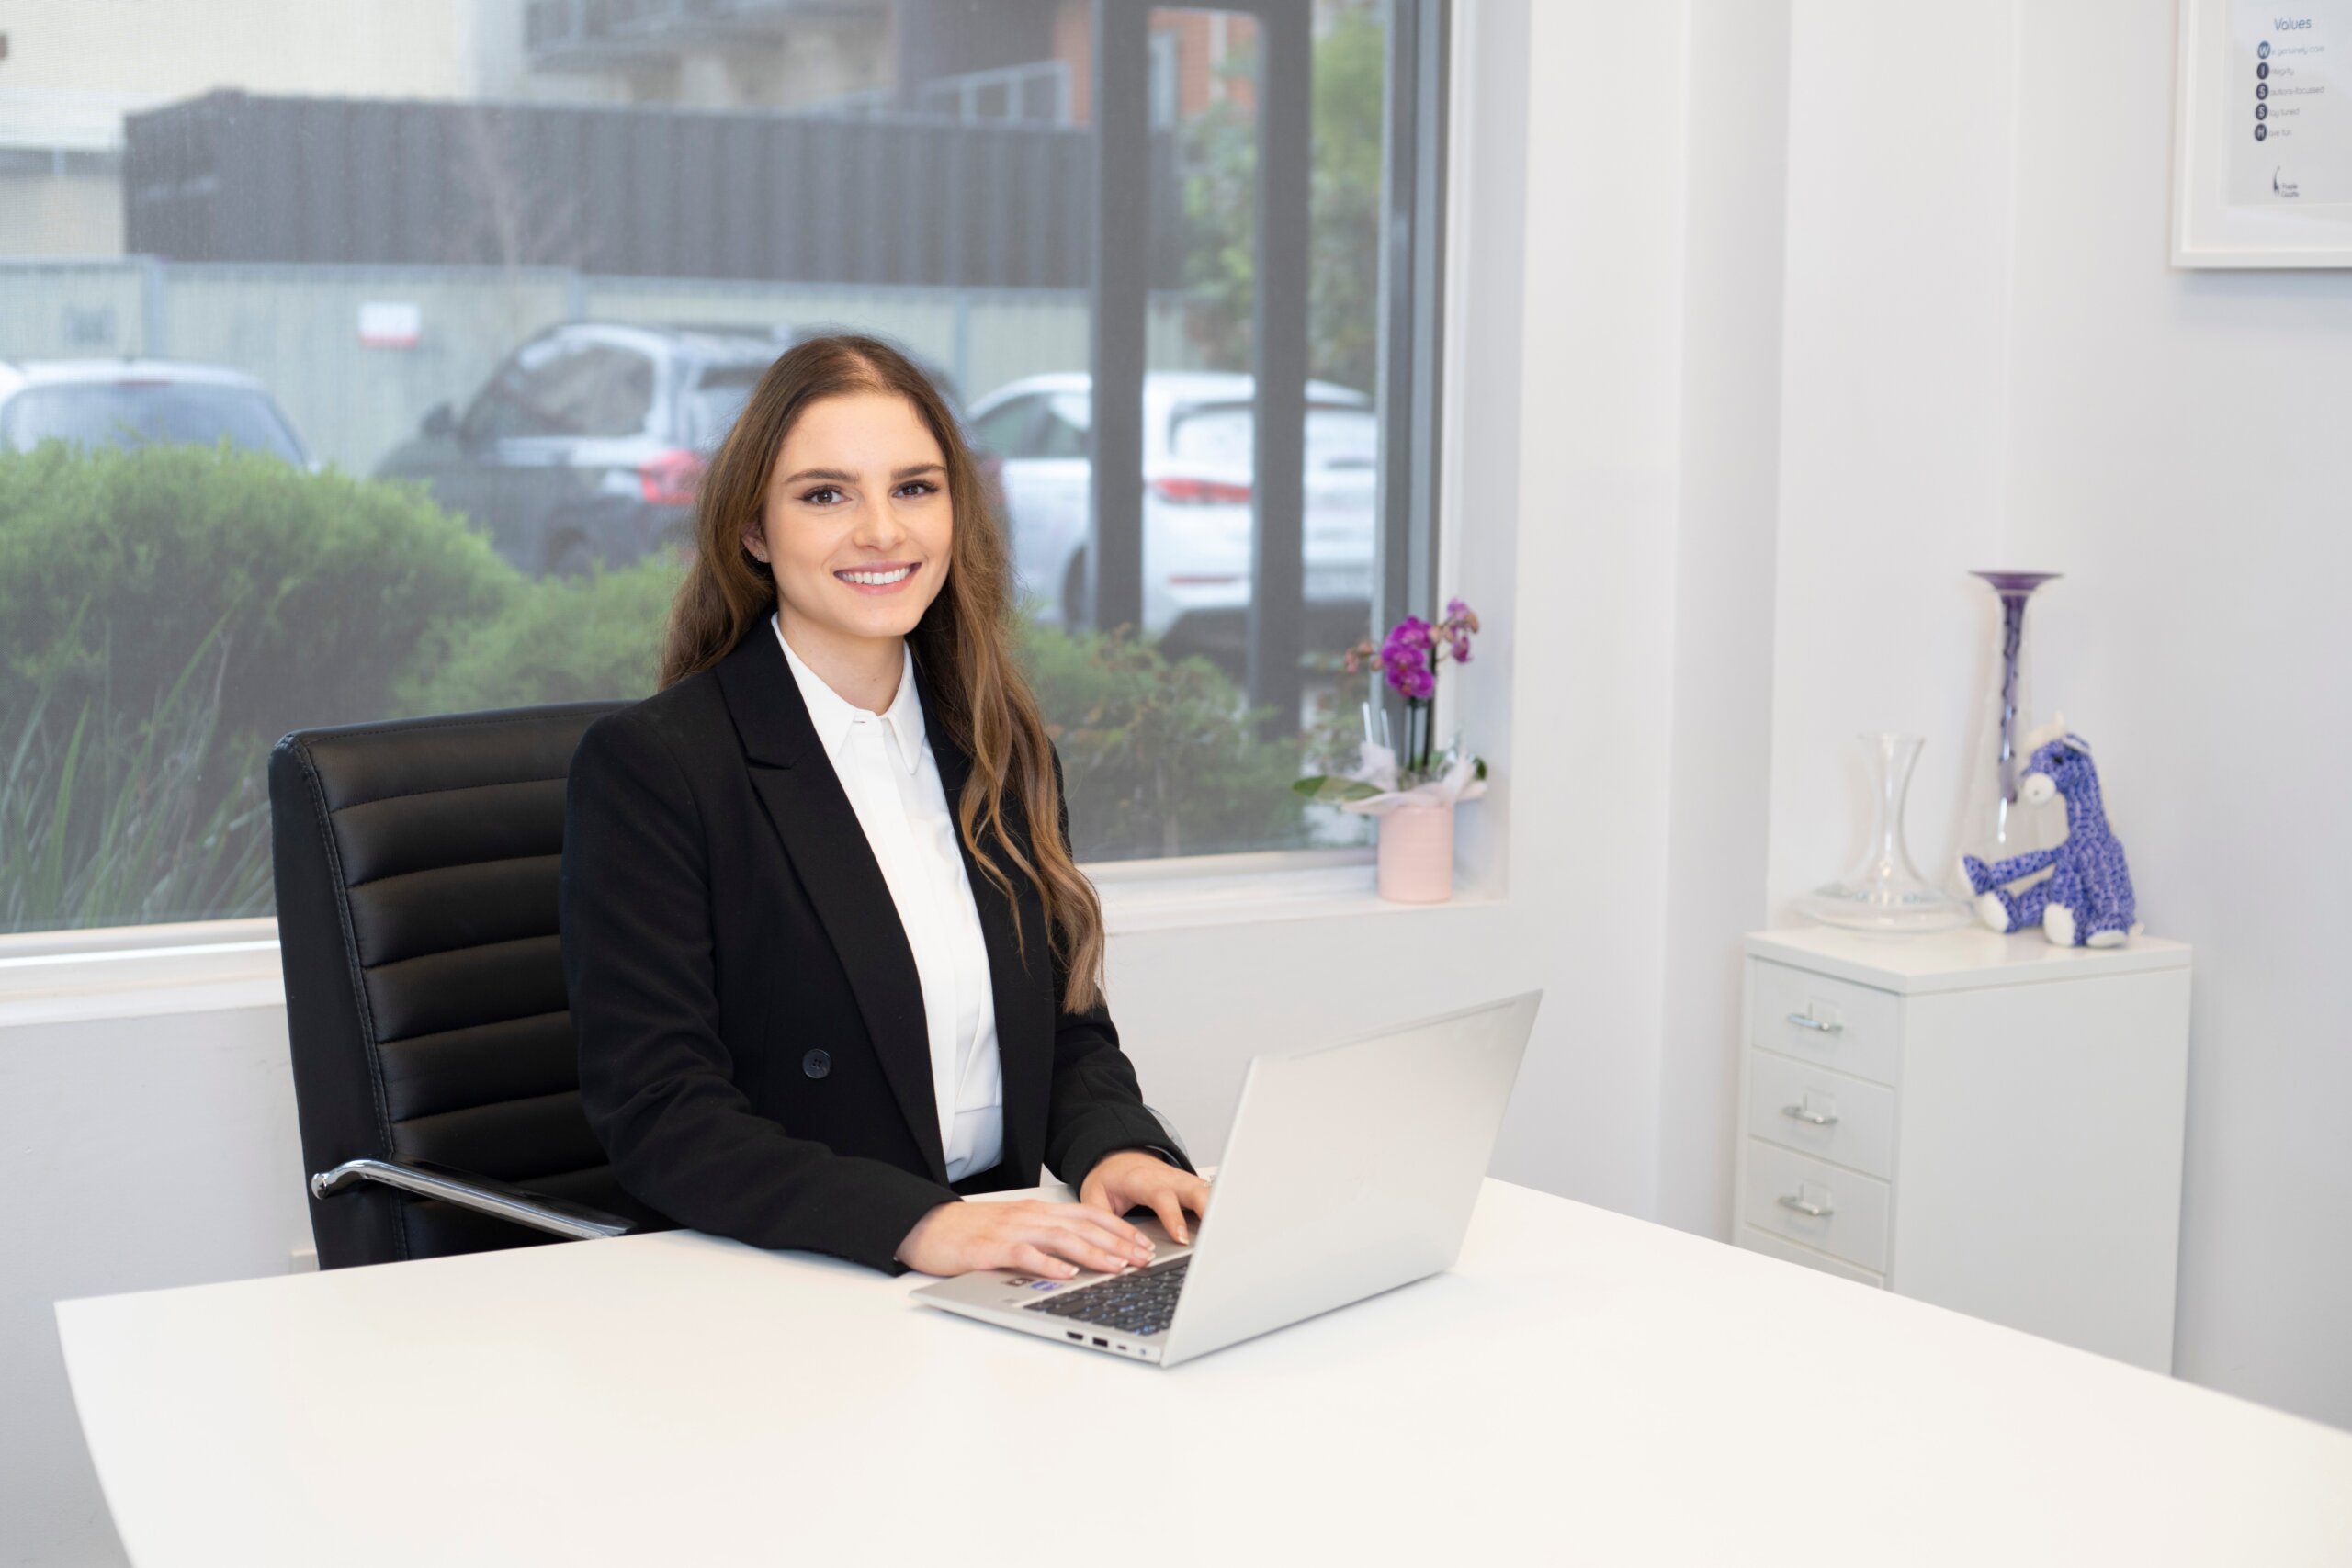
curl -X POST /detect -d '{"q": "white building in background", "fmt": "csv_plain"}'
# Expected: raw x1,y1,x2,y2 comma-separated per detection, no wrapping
0,0,1283,261
0,1,501,255
0,0,910,258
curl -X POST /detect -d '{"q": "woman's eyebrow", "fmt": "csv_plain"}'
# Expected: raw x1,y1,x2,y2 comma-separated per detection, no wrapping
779,462,946,485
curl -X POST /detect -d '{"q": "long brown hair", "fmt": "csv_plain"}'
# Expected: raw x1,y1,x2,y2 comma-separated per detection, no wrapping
662,333,1105,1014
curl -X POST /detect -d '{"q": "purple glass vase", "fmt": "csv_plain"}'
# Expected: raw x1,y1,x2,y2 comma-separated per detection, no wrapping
1953,570,2063,893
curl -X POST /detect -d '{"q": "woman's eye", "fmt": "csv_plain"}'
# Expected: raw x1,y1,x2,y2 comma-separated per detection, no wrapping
801,481,935,502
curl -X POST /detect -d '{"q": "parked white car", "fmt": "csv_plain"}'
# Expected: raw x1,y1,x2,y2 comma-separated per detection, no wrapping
0,359,311,466
965,371,1377,662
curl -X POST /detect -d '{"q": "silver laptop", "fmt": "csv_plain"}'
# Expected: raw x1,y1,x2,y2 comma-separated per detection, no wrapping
911,990,1541,1368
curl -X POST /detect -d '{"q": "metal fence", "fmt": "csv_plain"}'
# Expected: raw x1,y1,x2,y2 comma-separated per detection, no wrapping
121,91,1186,290
0,257,1210,474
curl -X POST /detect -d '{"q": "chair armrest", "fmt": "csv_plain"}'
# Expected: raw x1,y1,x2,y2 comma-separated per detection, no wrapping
309,1158,638,1242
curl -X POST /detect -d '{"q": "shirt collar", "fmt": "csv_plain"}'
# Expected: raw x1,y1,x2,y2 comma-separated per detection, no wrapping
771,613,924,775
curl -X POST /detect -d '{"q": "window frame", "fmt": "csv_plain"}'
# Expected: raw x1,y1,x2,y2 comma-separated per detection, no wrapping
1083,0,1447,750
4,0,1459,954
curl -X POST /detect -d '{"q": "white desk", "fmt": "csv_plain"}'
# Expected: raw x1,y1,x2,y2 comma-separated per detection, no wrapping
56,1179,2352,1566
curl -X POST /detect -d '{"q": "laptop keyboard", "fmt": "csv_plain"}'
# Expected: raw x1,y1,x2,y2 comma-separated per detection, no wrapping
1023,1256,1191,1337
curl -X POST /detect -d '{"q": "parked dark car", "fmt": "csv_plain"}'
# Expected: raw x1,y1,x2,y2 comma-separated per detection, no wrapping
0,359,311,466
375,323,781,577
376,322,1001,578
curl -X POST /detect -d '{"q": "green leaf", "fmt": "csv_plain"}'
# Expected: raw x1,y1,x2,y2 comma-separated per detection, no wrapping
1291,773,1382,804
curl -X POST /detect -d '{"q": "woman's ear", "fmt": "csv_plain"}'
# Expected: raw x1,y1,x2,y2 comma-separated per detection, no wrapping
741,523,768,564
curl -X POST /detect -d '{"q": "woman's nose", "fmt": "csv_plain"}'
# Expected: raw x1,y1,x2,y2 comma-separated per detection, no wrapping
849,498,908,548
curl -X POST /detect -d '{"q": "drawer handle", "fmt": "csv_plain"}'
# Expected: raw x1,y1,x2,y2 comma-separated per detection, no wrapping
1785,1012,1844,1034
1776,1192,1834,1219
1781,1101,1839,1127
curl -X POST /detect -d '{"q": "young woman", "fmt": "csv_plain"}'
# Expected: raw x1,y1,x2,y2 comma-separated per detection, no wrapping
560,333,1208,1278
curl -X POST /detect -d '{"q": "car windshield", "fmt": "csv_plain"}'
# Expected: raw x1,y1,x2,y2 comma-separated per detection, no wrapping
1166,402,1376,471
2,382,305,464
684,365,767,450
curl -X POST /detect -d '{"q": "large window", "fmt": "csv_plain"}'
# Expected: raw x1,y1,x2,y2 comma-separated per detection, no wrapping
0,0,1446,934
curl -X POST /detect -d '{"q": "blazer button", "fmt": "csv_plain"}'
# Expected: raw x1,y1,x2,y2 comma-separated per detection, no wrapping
802,1049,832,1080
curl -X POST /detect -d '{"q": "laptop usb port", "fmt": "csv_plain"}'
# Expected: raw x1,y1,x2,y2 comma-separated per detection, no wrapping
1091,1337,1109,1348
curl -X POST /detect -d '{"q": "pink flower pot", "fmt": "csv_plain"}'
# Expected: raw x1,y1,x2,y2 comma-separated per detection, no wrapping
1376,801,1455,903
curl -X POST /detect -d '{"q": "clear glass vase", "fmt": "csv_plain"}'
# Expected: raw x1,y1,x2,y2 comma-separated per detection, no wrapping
1797,734,1972,933
1951,570,2064,895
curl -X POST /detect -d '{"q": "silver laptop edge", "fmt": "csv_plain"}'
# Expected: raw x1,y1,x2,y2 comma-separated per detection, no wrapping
911,989,1542,1368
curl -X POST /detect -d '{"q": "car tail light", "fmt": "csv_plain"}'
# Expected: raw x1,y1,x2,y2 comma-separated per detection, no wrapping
639,448,705,506
1149,475,1252,506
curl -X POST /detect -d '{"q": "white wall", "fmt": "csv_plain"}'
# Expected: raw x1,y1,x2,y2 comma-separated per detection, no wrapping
1653,0,1793,1240
1766,0,2352,1430
2002,1,2352,1430
0,988,308,1568
1765,3,2022,914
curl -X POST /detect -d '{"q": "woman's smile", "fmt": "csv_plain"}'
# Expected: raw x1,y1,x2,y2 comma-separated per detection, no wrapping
834,561,919,592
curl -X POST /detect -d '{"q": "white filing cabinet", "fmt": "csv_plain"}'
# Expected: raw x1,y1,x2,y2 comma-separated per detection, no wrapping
1735,926,2191,1371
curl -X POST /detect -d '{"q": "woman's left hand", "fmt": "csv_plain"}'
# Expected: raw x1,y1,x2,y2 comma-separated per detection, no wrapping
1080,1150,1211,1246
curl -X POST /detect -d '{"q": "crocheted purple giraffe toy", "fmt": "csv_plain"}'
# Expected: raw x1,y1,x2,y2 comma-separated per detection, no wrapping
1962,724,2142,948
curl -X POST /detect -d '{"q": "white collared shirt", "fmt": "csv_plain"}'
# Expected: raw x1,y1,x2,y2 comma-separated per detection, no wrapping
772,615,1004,1183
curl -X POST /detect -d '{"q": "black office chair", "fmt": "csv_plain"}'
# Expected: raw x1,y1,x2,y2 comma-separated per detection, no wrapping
269,704,667,1268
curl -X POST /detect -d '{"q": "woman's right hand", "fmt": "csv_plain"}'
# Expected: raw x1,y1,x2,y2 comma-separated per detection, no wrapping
894,1198,1157,1279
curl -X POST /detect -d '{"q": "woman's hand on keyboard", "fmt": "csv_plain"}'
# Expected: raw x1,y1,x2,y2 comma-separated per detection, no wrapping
1079,1151,1212,1246
893,1198,1156,1279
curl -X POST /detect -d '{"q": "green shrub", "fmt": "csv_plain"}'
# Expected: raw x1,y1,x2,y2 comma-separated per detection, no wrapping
1016,619,1311,861
0,442,1333,927
400,553,684,715
0,443,513,930
412,583,1318,861
0,444,513,757
2,614,274,931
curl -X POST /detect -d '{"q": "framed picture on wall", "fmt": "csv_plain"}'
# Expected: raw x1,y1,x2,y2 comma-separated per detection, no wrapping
2172,0,2352,266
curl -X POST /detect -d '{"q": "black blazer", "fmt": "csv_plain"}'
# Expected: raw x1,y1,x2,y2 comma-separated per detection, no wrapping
560,627,1190,1274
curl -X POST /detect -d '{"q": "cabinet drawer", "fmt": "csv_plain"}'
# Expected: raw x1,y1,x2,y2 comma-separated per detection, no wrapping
1737,1224,1884,1288
1742,1139,1890,1273
1748,960,1902,1086
1745,1048,1895,1179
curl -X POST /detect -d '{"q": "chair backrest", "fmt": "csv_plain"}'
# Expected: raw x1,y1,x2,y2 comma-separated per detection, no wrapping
269,703,662,1268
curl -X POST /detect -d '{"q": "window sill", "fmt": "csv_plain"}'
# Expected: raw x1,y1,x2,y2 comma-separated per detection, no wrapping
0,919,284,1030
0,860,1500,1026
1089,850,1498,934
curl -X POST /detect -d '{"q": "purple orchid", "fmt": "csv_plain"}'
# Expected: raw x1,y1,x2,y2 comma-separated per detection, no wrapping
1329,599,1485,784
1379,616,1436,699
1436,597,1479,665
